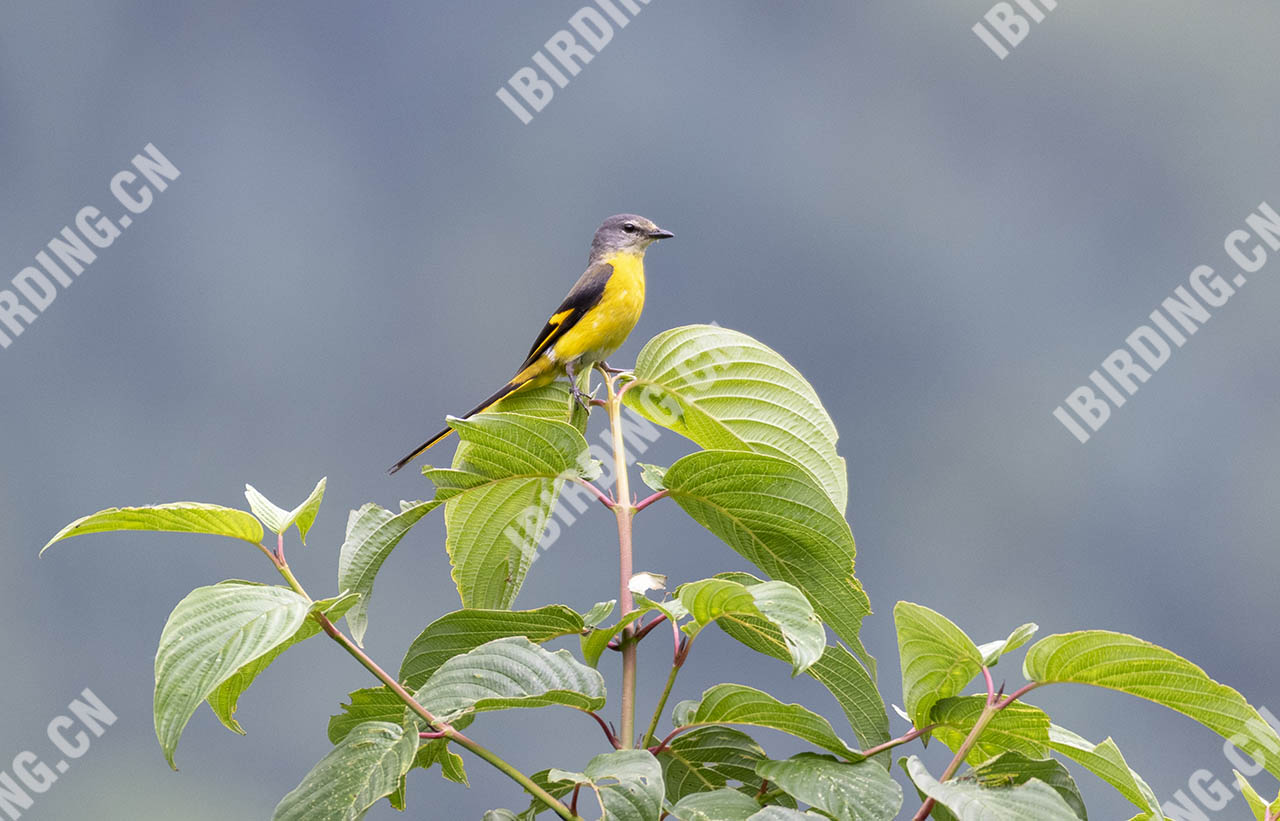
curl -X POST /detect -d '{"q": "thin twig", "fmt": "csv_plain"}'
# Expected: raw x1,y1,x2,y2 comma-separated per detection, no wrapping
648,725,692,755
585,710,621,749
573,478,616,510
634,490,669,512
858,725,937,758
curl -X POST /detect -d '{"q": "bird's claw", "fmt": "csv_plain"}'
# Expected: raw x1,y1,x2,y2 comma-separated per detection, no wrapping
569,381,592,410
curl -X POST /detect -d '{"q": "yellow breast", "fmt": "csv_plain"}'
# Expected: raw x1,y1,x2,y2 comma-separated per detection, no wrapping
552,251,646,365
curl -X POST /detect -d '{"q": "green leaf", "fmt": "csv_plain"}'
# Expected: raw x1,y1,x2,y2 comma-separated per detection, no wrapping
659,726,769,804
496,380,591,433
625,325,847,513
1234,770,1280,820
638,463,668,492
155,581,311,768
582,600,617,628
894,602,984,731
978,623,1038,667
682,684,863,759
900,755,1080,820
272,721,418,821
967,752,1087,820
424,409,598,609
328,687,406,743
483,812,521,821
930,697,1051,765
711,574,889,753
43,502,263,554
209,591,358,734
548,750,663,821
1046,724,1162,817
327,687,468,800
756,753,902,820
662,450,873,673
672,700,700,727
677,578,824,675
745,809,824,820
412,636,605,722
244,477,327,544
1023,631,1280,778
668,789,762,821
582,607,652,668
337,499,440,645
399,605,585,690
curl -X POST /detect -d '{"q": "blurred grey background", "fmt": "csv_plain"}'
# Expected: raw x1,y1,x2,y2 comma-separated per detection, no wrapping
2,1,1278,818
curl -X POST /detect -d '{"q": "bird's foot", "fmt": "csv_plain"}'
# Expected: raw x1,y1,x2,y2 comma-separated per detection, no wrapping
599,361,628,375
569,380,593,410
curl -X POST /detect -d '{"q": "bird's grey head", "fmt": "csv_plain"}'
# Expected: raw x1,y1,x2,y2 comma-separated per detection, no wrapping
589,214,674,261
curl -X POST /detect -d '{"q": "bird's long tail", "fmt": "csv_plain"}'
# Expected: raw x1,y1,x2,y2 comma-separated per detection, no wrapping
388,363,548,474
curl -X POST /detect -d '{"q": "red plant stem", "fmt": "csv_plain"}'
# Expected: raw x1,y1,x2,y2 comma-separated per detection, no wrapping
634,490,669,512
858,725,937,758
585,711,621,749
648,725,692,755
574,479,615,510
913,671,1047,821
606,613,670,652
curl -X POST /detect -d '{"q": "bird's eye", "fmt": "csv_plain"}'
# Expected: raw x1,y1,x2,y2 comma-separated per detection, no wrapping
622,222,637,233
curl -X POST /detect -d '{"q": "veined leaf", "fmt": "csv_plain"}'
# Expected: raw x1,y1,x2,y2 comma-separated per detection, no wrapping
548,750,663,821
659,726,769,804
337,500,440,645
900,755,1079,820
662,450,873,673
327,687,469,800
711,573,889,753
399,605,585,690
272,721,417,821
483,812,521,821
978,623,1038,668
155,581,311,768
43,502,263,554
756,753,902,821
894,602,983,731
328,687,407,743
1234,770,1280,820
677,578,824,675
425,408,598,609
625,325,847,513
209,591,358,734
967,752,1087,820
681,684,863,759
930,697,1051,765
1023,631,1280,778
668,789,762,821
746,809,824,820
244,477,327,544
1046,724,1162,816
412,636,604,722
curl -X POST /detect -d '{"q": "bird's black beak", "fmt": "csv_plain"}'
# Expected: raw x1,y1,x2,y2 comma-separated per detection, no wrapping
647,227,674,240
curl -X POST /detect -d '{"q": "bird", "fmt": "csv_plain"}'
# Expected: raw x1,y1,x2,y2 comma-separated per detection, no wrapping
389,213,674,474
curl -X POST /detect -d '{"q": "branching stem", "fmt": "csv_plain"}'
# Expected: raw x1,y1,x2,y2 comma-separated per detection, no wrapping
912,670,1046,821
263,534,581,820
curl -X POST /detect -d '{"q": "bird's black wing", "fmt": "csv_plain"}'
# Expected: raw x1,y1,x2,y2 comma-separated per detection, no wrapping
519,261,614,370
